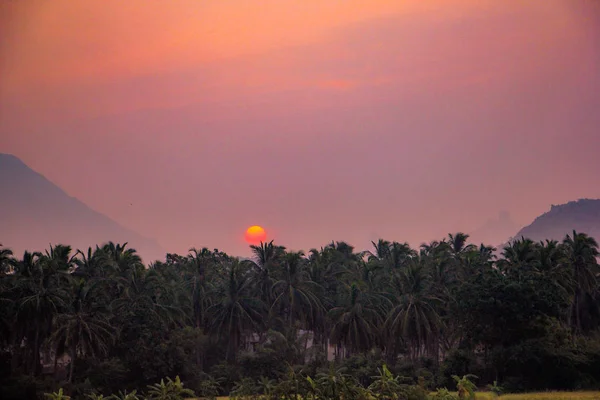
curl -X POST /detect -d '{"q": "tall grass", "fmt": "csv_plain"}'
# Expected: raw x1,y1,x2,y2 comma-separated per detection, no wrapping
499,392,600,400
198,392,600,400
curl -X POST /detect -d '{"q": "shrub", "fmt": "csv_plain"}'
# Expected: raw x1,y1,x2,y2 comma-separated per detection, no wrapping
487,381,503,397
109,389,141,400
230,377,260,400
44,388,71,400
452,375,478,400
196,374,222,400
146,376,195,400
429,388,458,400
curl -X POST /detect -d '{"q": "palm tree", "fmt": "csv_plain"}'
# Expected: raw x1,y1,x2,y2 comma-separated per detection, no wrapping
538,240,572,313
420,240,454,290
305,248,341,351
208,259,266,361
498,237,541,280
43,244,77,272
100,242,144,279
246,241,285,305
112,265,186,329
50,279,115,382
447,233,477,279
328,283,385,355
448,233,476,256
462,244,496,272
271,251,323,331
187,247,222,330
367,240,415,273
0,245,15,274
73,246,106,278
384,262,441,360
0,246,15,341
14,247,73,375
562,231,600,332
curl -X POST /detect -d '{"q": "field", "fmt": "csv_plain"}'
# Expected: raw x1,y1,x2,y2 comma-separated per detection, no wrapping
491,393,600,400
458,392,600,400
194,392,600,400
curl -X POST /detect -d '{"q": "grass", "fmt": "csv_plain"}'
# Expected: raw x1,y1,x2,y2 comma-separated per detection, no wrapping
499,393,600,400
445,392,600,400
191,392,600,400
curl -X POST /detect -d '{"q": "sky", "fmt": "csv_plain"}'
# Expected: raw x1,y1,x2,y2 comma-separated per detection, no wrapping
1,0,600,257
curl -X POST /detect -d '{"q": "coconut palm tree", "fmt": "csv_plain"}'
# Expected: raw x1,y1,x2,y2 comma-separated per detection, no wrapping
562,231,600,332
538,240,572,312
208,259,266,361
50,279,114,382
246,241,285,306
100,242,145,279
271,251,323,331
73,246,106,278
328,283,385,355
366,240,415,273
497,237,541,282
187,247,215,329
384,262,441,360
0,245,15,274
13,246,76,375
447,233,477,279
112,265,186,329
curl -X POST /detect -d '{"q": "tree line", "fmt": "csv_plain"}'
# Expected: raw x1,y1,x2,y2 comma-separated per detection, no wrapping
1,231,600,399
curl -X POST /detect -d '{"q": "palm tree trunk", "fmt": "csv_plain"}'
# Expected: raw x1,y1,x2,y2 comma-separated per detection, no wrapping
575,290,582,333
30,328,40,376
303,330,310,363
10,343,20,373
53,347,59,378
68,345,76,383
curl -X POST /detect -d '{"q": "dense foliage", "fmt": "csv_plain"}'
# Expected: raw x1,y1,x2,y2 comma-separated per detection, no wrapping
1,231,600,399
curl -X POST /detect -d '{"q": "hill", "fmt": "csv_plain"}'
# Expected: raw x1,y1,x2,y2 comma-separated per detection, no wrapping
512,198,600,243
468,210,521,248
0,153,165,263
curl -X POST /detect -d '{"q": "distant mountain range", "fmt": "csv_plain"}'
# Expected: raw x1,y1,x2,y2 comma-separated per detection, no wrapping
511,198,600,243
468,210,521,248
0,153,165,263
2,153,599,262
468,198,600,252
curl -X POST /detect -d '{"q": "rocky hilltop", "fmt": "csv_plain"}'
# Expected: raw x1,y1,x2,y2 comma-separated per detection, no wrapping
512,198,600,242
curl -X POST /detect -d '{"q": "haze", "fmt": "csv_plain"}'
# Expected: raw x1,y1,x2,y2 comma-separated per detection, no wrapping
1,0,600,257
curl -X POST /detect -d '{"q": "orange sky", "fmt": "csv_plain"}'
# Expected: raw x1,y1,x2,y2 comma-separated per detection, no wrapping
1,0,600,257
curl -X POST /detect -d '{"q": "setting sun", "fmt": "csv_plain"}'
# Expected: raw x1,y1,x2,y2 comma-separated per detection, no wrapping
245,225,267,245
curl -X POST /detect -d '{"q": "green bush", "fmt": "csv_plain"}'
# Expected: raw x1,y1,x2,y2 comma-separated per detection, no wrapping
146,376,195,400
429,388,458,400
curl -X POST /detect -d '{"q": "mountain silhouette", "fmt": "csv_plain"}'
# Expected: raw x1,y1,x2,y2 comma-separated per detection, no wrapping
0,153,165,263
468,210,521,248
511,198,600,243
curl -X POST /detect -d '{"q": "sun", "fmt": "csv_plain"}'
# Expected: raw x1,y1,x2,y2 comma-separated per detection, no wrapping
245,225,267,245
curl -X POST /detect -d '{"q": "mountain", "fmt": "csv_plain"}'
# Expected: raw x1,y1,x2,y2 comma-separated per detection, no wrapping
0,153,165,263
468,210,521,247
511,199,600,243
